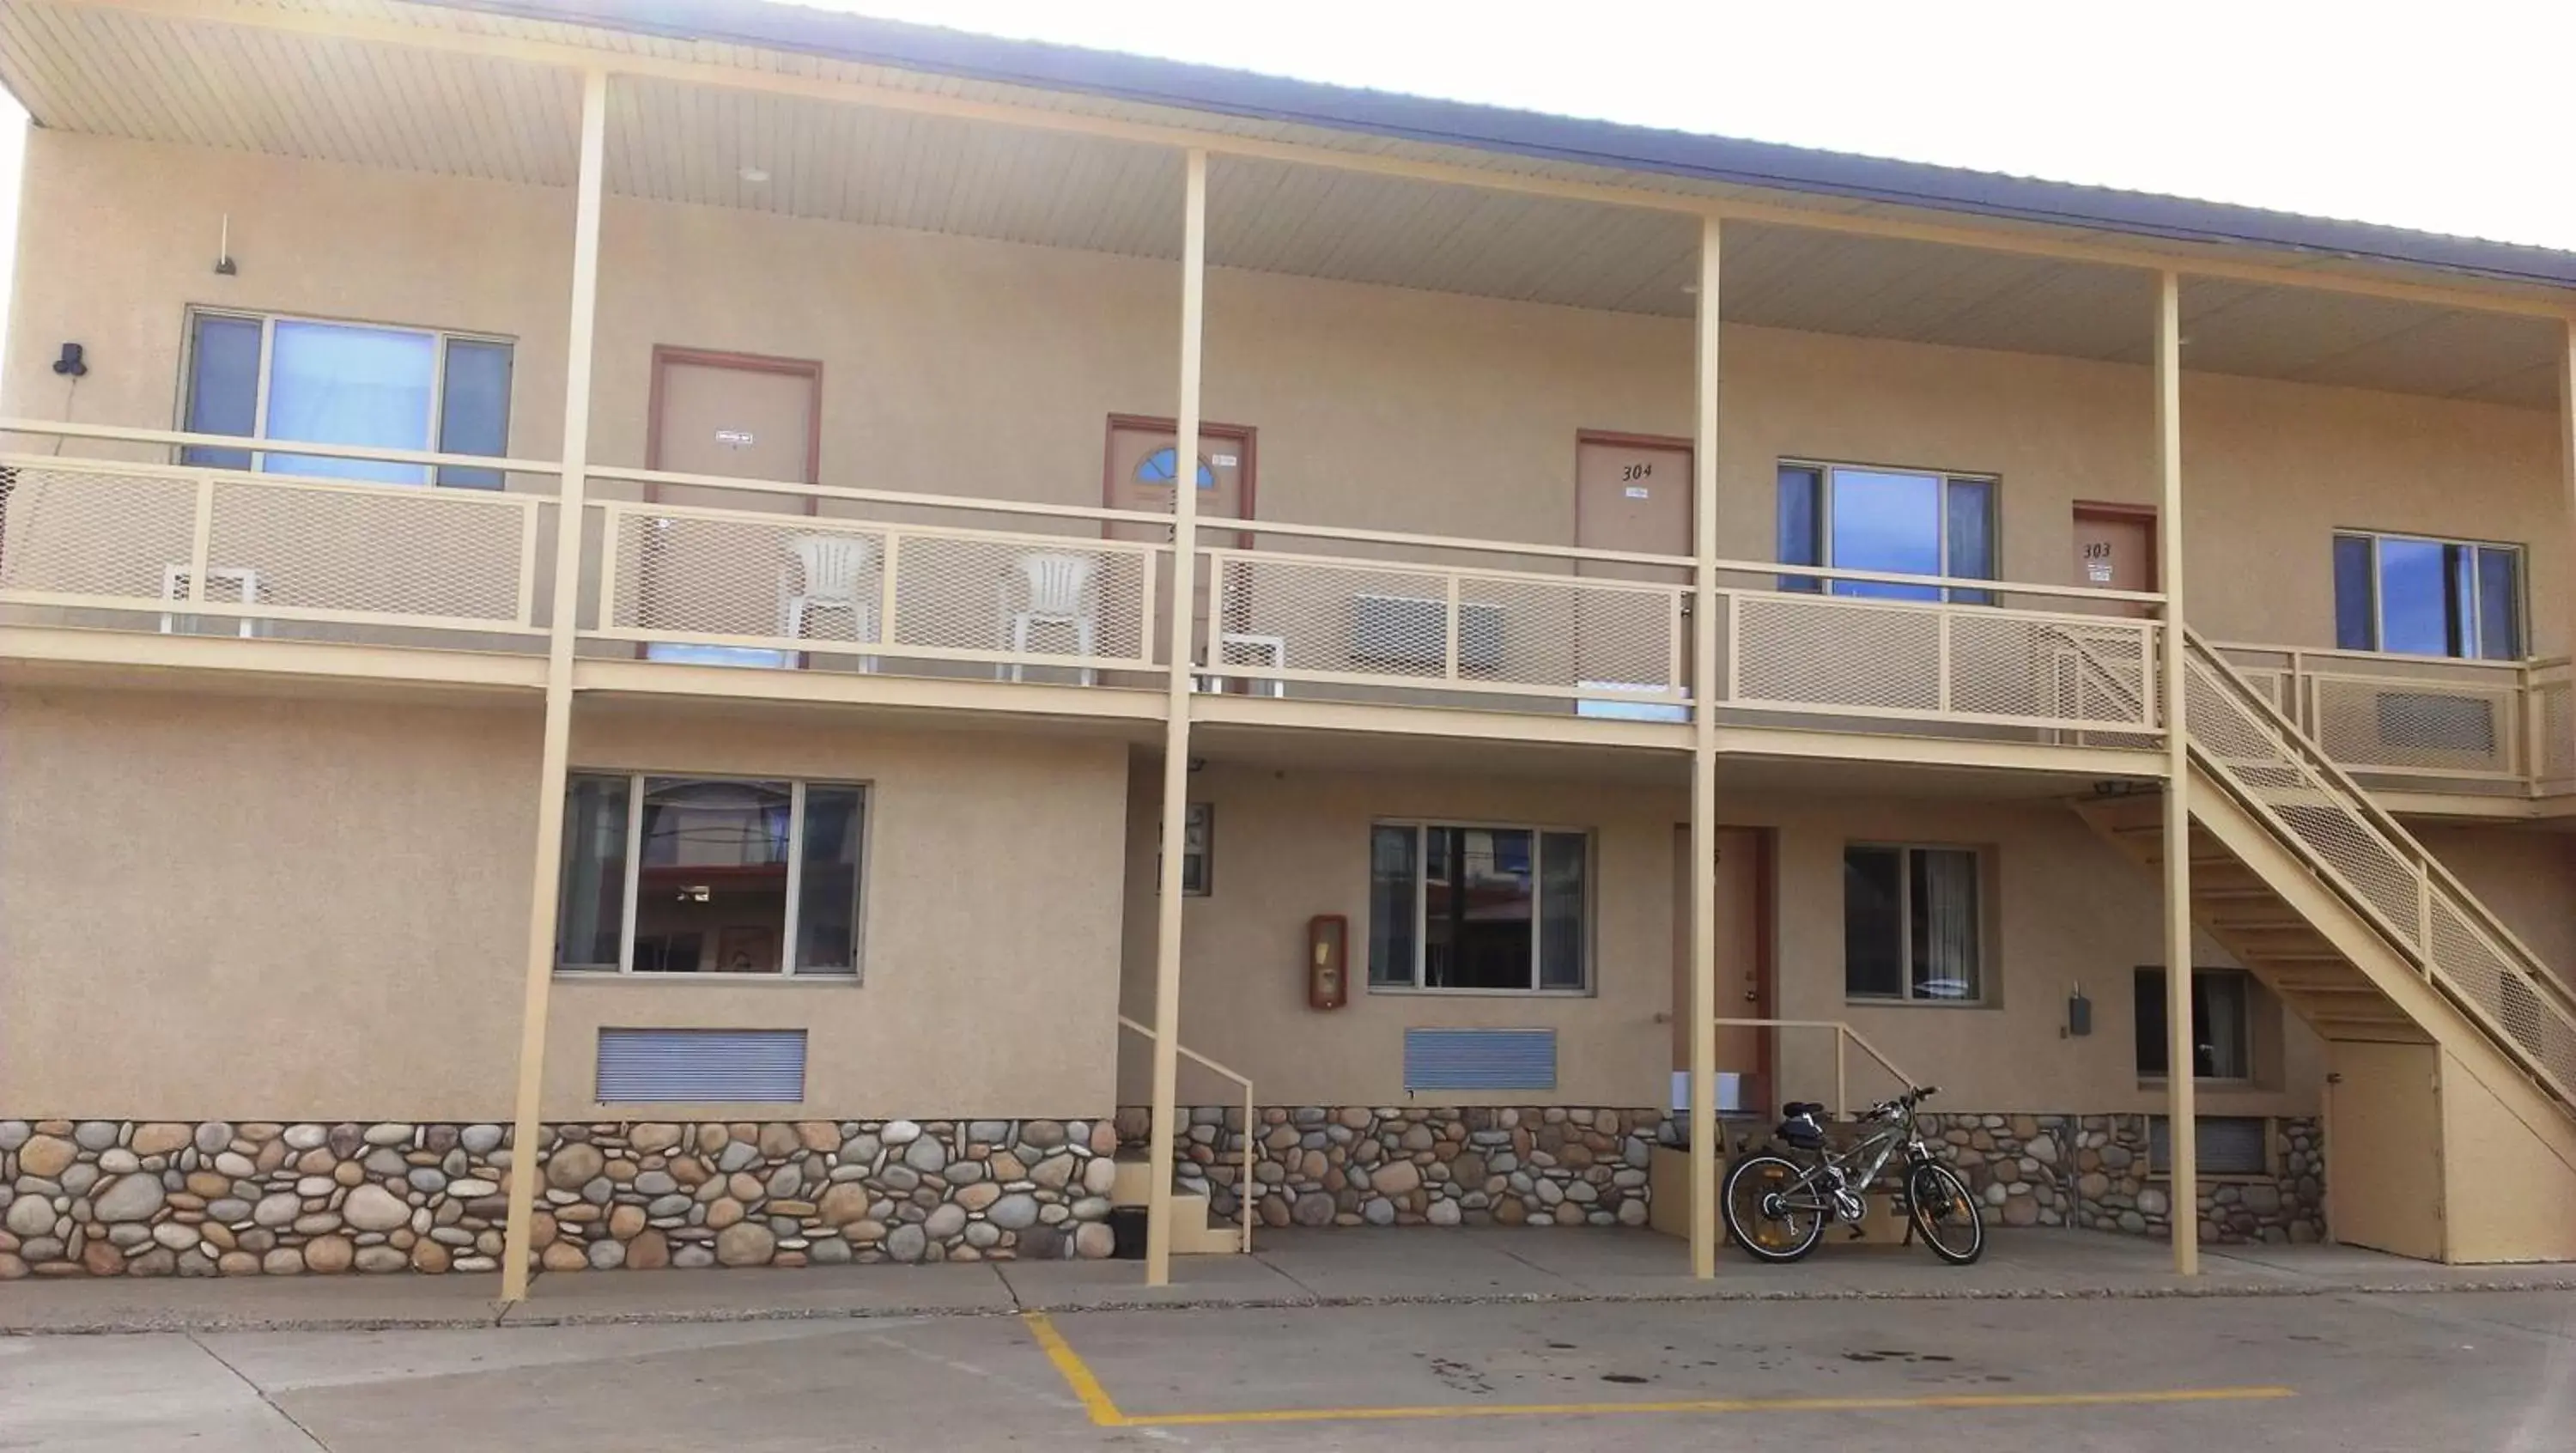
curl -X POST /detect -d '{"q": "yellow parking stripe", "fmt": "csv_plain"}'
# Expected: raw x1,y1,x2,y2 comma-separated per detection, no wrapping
1019,1311,1127,1427
1122,1384,2297,1428
1021,1309,2293,1429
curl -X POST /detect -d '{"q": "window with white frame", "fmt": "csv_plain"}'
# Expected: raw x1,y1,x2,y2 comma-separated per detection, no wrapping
1844,844,1985,1002
1367,824,1589,992
1778,461,1996,602
179,309,513,488
556,774,866,976
2333,531,2524,660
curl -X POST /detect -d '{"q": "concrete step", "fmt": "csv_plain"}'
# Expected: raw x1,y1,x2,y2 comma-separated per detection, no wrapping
1109,1157,1242,1255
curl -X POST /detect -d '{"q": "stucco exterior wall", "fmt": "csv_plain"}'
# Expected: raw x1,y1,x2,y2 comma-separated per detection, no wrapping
0,686,538,1121
1119,764,2326,1119
9,133,2565,660
0,686,1128,1121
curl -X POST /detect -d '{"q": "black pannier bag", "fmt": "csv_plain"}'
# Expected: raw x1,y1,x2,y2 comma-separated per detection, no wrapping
1776,1102,1828,1150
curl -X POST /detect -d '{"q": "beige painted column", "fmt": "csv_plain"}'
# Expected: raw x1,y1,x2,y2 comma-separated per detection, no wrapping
499,66,610,1304
2154,269,2199,1276
1688,216,1723,1278
1144,148,1209,1287
2560,321,2575,672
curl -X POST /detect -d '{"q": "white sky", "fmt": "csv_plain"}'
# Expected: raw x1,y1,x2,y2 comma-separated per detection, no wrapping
2,0,2572,343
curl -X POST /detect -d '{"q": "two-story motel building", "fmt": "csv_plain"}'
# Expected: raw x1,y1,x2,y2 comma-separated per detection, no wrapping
1,0,2572,1292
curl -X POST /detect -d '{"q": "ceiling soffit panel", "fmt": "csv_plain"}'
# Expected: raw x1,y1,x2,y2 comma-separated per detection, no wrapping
2178,280,2563,408
1205,154,1700,315
0,0,580,183
0,2,2556,403
605,74,1185,256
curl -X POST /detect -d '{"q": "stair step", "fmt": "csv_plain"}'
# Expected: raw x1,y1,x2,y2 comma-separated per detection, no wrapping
2268,977,2376,995
1107,1162,1247,1255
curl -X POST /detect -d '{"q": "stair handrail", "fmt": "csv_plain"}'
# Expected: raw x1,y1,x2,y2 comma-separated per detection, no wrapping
2181,632,2576,1108
1710,1018,1918,1122
2184,630,2569,1008
1116,1015,1255,1254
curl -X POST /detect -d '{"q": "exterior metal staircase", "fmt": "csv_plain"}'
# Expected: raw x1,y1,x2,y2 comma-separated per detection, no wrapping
2073,630,2576,1261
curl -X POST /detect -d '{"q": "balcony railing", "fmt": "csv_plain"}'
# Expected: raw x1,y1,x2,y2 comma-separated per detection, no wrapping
32,427,2576,793
2215,643,2570,796
1,430,558,647
1193,514,2160,738
585,466,1163,680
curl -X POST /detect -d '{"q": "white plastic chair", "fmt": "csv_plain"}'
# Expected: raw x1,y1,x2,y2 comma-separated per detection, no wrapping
1001,550,1098,684
779,533,880,671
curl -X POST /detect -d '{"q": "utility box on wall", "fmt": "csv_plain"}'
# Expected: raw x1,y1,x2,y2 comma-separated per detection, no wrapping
1307,914,1348,1010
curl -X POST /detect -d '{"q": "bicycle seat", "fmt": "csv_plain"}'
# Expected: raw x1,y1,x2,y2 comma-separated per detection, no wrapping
1782,1101,1826,1118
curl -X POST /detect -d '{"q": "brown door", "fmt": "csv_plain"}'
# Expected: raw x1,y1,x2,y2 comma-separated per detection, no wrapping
1671,825,1772,1116
1577,435,1692,570
1103,415,1252,666
2071,503,2156,617
2325,1040,2445,1260
641,350,823,666
1577,434,1692,703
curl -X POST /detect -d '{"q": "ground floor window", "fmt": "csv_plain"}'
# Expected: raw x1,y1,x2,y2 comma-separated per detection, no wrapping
2134,968,2254,1079
2149,1116,2271,1176
556,773,866,976
1843,844,1984,1002
1368,823,1589,992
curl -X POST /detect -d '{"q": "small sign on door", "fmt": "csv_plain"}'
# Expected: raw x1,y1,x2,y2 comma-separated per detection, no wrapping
715,429,756,447
1625,486,1650,499
1211,453,1238,467
2087,560,2115,584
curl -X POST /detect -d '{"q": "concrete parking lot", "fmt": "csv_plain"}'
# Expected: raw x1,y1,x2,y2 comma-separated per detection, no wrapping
5,1289,2571,1450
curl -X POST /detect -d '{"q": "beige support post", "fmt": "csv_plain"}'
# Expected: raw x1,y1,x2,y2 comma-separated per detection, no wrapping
2154,269,2199,1276
1144,149,1208,1288
499,66,610,1304
1687,216,1723,1279
2560,322,2575,678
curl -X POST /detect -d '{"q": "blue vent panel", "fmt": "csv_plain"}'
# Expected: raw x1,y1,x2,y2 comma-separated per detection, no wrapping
1403,1028,1557,1092
596,1028,807,1103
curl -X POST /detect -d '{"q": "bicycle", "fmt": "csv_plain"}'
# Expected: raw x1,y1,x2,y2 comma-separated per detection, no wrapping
1719,1085,1984,1265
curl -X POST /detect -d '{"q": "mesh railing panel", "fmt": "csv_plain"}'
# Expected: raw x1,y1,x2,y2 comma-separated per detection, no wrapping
1732,594,1942,714
1,460,538,630
205,477,530,624
1728,593,2158,730
1207,550,1684,702
605,505,1153,669
2308,672,2519,778
2184,635,2575,1108
1949,613,2155,725
2536,672,2573,791
0,464,205,605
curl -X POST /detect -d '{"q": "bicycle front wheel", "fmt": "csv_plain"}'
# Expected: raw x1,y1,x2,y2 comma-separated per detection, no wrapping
1907,1161,1985,1265
1722,1153,1827,1263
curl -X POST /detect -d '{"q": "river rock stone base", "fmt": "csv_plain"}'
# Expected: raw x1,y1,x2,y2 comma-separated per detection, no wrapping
1917,1112,2324,1244
0,1117,1115,1278
1121,1105,1662,1228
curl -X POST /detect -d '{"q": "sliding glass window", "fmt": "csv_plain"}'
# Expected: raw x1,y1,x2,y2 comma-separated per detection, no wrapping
1778,462,1996,602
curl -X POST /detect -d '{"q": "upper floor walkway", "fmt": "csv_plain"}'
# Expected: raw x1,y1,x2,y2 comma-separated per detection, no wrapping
2,0,2572,810
3,420,2569,811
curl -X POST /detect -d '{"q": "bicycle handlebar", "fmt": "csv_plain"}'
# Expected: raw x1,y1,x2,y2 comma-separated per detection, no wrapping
1866,1085,1941,1119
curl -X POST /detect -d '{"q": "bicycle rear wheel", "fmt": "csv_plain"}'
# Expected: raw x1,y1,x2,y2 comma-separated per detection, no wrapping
1907,1161,1985,1265
1721,1153,1827,1262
